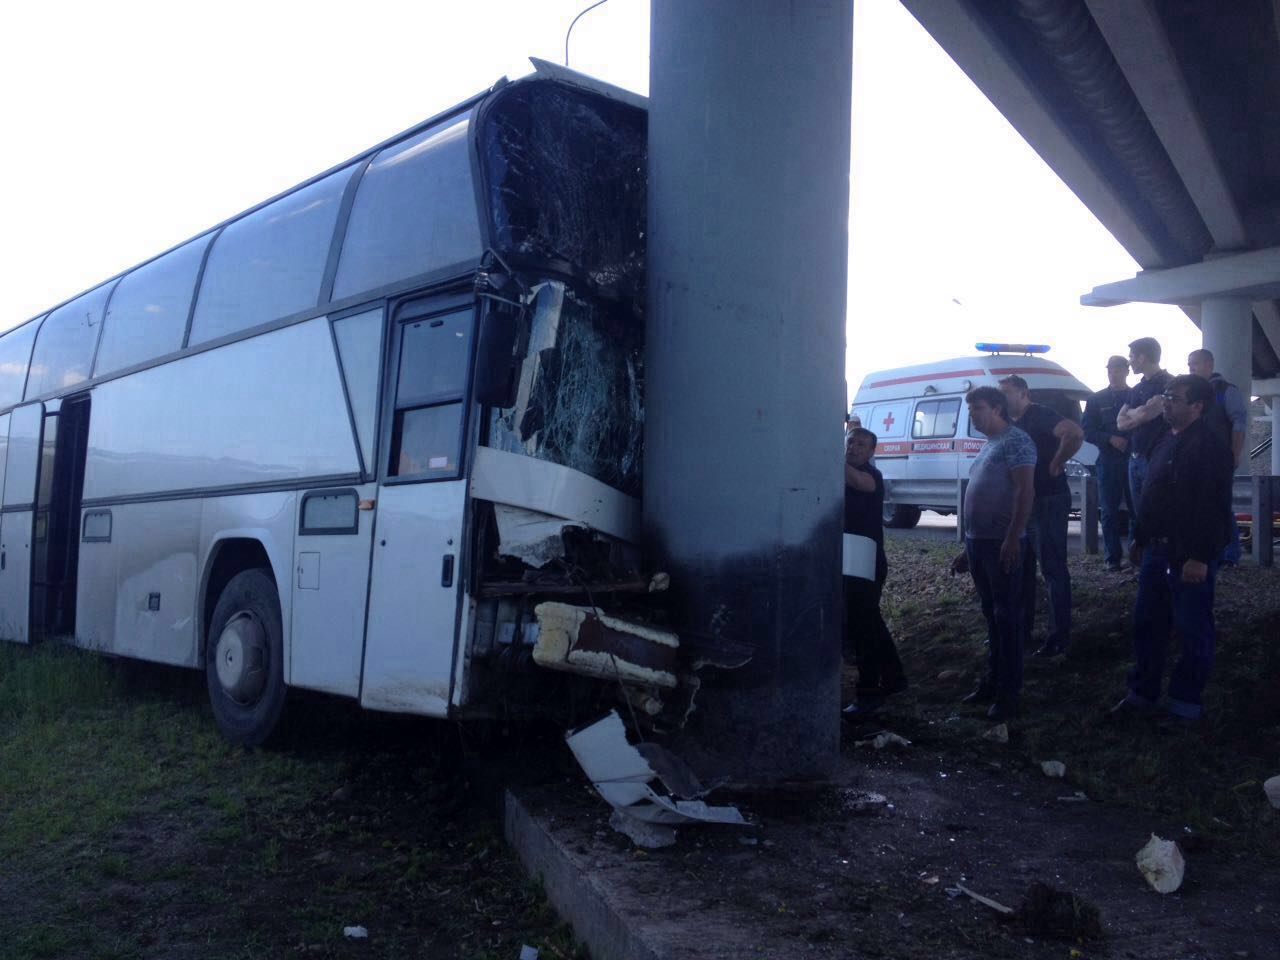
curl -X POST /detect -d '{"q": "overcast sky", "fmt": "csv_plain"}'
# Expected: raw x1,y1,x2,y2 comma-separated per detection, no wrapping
0,0,1200,396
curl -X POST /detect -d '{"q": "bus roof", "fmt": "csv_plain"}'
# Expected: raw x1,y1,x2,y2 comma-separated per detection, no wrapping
853,354,1093,405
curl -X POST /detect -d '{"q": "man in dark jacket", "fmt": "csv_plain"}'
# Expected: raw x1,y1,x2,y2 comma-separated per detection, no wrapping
1111,375,1233,723
841,427,906,716
1082,355,1133,570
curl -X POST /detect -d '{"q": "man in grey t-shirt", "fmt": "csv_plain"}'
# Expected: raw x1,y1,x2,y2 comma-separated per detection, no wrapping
950,386,1036,720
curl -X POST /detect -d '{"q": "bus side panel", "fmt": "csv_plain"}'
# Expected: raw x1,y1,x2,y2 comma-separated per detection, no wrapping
83,501,201,666
199,492,297,681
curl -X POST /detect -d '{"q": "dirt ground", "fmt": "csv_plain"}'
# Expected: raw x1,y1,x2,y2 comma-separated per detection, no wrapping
2,540,1277,959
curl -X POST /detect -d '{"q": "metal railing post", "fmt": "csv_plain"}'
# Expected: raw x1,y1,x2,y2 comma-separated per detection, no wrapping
1253,476,1276,568
956,478,968,543
1082,475,1099,556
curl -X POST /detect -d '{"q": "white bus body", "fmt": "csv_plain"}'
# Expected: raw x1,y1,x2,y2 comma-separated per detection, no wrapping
851,353,1097,527
0,63,685,744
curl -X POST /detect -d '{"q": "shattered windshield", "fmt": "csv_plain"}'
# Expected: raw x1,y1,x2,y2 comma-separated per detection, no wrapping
487,282,643,496
476,80,646,306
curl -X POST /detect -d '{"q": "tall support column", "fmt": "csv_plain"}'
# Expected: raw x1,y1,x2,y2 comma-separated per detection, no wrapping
1201,297,1253,475
645,0,853,784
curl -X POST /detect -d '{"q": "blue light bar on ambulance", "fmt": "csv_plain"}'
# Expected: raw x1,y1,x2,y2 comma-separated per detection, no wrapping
975,342,1051,355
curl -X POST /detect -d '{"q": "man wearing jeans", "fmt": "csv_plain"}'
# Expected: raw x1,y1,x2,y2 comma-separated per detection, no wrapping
1082,356,1133,570
1000,375,1084,656
1117,337,1172,509
1111,375,1232,724
950,386,1036,721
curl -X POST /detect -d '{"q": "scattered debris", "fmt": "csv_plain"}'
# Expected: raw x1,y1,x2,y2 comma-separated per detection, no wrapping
647,571,670,592
609,810,677,849
936,669,963,681
493,505,585,567
918,873,940,885
1057,791,1089,802
566,711,746,833
518,946,539,960
343,926,368,939
1016,882,1103,940
1264,775,1280,809
1041,760,1066,778
1136,834,1185,893
982,723,1009,744
737,836,759,846
955,883,1014,916
854,731,912,750
839,789,888,814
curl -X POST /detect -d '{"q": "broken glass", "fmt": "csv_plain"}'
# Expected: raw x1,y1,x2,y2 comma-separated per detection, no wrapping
477,80,647,307
487,282,643,496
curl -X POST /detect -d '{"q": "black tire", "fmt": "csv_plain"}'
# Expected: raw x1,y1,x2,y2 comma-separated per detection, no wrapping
882,504,922,529
205,568,285,747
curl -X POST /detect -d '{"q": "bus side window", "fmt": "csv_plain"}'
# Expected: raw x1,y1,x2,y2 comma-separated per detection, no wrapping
388,310,472,479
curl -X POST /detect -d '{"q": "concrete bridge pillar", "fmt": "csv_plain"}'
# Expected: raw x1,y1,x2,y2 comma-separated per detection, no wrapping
644,0,854,784
1200,297,1253,475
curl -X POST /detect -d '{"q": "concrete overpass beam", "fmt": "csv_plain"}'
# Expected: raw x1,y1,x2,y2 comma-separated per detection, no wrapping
645,0,853,784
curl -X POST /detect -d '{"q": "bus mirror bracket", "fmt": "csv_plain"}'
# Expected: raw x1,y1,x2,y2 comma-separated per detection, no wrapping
474,298,525,408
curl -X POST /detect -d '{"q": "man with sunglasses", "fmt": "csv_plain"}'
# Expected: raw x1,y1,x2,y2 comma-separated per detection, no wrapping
1111,375,1233,725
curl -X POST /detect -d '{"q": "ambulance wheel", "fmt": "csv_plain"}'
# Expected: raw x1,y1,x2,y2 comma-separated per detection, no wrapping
883,504,921,529
205,568,286,747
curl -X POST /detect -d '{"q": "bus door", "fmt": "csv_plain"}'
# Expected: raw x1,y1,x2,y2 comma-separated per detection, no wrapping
360,297,474,716
30,395,90,642
0,404,46,643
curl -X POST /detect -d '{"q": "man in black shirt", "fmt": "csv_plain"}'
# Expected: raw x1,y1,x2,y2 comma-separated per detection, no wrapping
1082,355,1133,570
1116,336,1172,508
999,375,1084,656
1111,375,1232,723
842,427,906,716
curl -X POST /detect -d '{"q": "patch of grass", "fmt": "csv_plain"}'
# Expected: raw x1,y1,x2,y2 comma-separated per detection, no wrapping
877,541,1280,850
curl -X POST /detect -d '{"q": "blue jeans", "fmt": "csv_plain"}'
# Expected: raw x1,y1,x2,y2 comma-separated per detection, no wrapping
1128,455,1149,512
1021,493,1072,650
966,537,1025,701
1096,456,1127,565
1129,542,1218,718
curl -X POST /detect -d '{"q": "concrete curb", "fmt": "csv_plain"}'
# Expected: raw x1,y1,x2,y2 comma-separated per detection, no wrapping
504,789,661,960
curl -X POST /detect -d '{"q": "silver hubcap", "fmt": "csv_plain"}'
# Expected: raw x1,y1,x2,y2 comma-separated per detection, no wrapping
215,611,267,704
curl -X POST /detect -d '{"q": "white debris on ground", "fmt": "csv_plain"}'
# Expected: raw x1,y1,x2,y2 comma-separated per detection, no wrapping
1264,774,1280,809
982,723,1009,744
1135,834,1185,893
566,711,746,845
1041,760,1066,778
342,925,369,939
609,810,677,849
519,946,539,960
854,731,912,750
838,789,888,815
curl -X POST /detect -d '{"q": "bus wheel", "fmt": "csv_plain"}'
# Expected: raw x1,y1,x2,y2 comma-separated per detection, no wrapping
882,504,922,529
205,568,285,747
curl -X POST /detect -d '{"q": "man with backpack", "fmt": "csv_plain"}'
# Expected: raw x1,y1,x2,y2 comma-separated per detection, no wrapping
1188,348,1248,564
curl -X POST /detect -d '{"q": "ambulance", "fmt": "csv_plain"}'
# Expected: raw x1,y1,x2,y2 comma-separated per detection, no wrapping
850,344,1097,528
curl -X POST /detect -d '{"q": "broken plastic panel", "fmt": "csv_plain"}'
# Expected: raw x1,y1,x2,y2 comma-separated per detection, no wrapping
566,711,745,827
487,282,642,496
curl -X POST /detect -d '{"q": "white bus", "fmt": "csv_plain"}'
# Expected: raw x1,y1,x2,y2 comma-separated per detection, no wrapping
0,62,676,745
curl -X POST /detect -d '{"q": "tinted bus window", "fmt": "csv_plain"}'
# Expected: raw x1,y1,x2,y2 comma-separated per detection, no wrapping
0,320,40,408
332,308,384,475
95,235,210,377
189,165,355,346
332,116,481,302
27,284,115,399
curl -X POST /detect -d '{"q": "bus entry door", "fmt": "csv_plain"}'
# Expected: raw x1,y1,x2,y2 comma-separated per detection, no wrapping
360,300,474,717
0,404,44,644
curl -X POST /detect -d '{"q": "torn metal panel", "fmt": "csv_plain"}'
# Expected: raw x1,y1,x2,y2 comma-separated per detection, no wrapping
493,504,585,568
486,282,643,497
566,711,745,827
532,602,678,689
